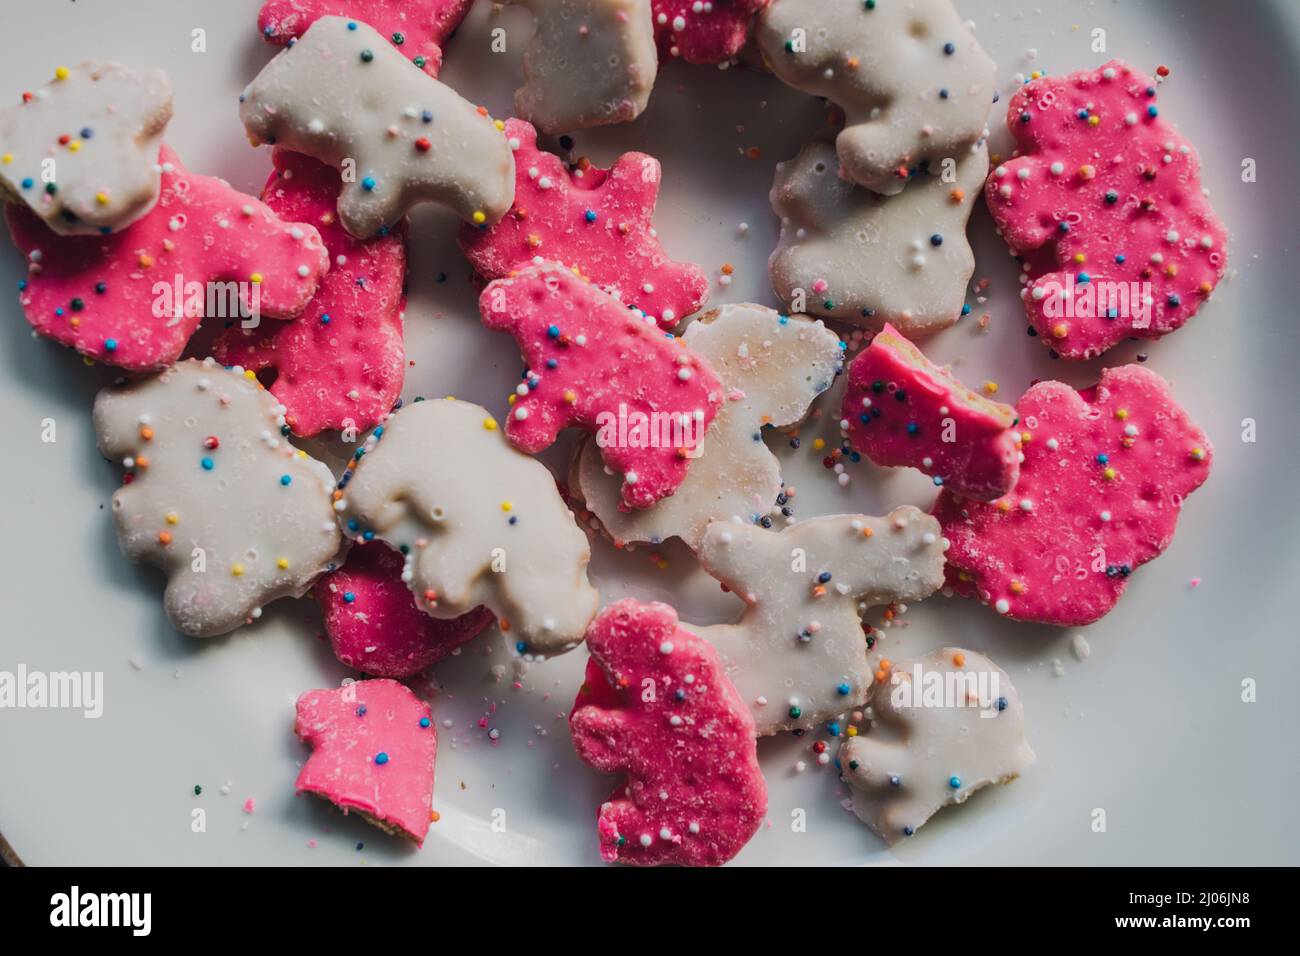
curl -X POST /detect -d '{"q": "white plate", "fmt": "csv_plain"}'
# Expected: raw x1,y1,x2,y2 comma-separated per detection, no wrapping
1,0,1297,866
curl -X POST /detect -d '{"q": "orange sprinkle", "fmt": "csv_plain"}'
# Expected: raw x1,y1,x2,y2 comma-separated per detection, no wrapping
139,425,154,441
746,147,762,160
430,810,441,823
952,652,966,667
157,531,172,545
720,263,734,276
949,187,965,203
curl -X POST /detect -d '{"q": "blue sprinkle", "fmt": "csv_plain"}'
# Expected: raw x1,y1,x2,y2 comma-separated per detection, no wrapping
201,457,214,470
347,21,358,30
942,42,955,55
419,716,430,728
320,313,331,324
1096,453,1109,465
584,209,597,223
1058,221,1071,233
515,641,527,654
903,826,914,836
279,474,292,486
362,175,376,191
906,422,919,435
356,704,367,716
362,530,375,541
21,178,33,190
421,110,434,123
547,324,560,338
996,696,1008,711
374,752,389,765
961,303,971,316
81,127,93,139
826,722,841,737
343,591,355,604
837,682,851,695
347,519,359,532
929,233,943,246
1167,293,1181,307
949,775,962,789
1147,105,1159,117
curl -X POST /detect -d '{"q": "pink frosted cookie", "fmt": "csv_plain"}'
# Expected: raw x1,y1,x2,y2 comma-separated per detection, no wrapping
986,60,1227,359
315,544,495,678
460,118,708,331
652,0,770,64
213,150,406,437
257,0,473,76
569,599,767,866
294,678,437,845
479,262,723,510
841,323,1020,502
933,365,1212,626
7,144,328,371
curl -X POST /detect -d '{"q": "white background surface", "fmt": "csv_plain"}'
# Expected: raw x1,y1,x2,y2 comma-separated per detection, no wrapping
1,0,1297,866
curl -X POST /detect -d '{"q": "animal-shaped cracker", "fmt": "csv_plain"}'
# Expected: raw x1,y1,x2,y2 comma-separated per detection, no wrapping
93,358,344,637
214,149,406,437
839,647,1034,844
841,323,1020,502
570,599,767,866
479,262,723,510
316,543,495,677
769,137,987,333
7,144,329,371
933,365,1212,626
258,0,474,76
459,118,708,331
239,16,514,238
756,0,996,195
652,0,770,64
294,678,437,845
688,509,946,735
335,397,599,656
506,0,658,133
573,303,841,550
0,62,172,235
985,61,1228,359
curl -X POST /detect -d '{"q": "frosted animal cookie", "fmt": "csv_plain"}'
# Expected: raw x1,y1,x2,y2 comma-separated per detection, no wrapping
985,60,1228,359
573,303,842,550
214,149,407,437
93,358,344,637
769,137,987,333
239,16,514,238
7,144,329,372
652,0,771,64
335,398,599,657
479,262,723,510
687,509,947,735
934,365,1212,626
316,543,495,678
0,62,172,235
294,679,437,845
506,0,658,134
459,118,708,331
570,599,766,866
841,323,1019,502
756,0,996,195
258,0,474,77
839,647,1034,844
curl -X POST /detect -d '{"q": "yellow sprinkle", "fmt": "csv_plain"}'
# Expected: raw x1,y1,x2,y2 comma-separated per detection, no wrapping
1115,408,1129,420
1190,446,1206,461
813,438,826,451
165,512,179,525
1020,431,1032,443
276,558,289,570
472,210,486,225
1052,322,1069,338
563,389,577,404
996,500,1012,514
244,369,257,380
54,66,70,80
95,191,110,205
1030,70,1042,80
846,725,859,737
0,153,12,165
1072,252,1086,264
482,417,497,431
501,501,513,512
1103,467,1116,480
1088,115,1101,126
507,393,517,406
250,272,263,284
983,381,998,395
230,563,245,577
493,120,505,131
68,140,81,152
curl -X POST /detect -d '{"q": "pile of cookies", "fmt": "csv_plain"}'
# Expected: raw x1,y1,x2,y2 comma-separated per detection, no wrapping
1,0,1225,864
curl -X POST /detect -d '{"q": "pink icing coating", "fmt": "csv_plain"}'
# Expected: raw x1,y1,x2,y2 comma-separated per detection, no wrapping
570,599,767,866
257,0,473,77
478,263,723,510
6,144,328,372
652,0,770,64
315,543,494,678
842,323,1020,502
933,364,1212,626
459,119,708,331
294,678,437,846
986,60,1227,359
213,150,406,437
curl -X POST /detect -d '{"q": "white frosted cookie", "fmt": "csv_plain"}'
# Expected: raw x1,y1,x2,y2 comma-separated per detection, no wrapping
93,358,344,637
0,62,171,236
839,647,1034,843
687,508,946,735
572,303,842,551
335,398,600,657
239,16,514,238
506,0,658,133
769,138,987,334
756,0,995,195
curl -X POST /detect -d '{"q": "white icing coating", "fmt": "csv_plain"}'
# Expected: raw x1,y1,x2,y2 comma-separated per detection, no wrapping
0,62,171,235
769,138,987,334
839,647,1034,844
507,0,658,133
238,16,514,238
336,398,599,656
93,358,344,637
686,508,946,735
757,0,996,195
572,303,842,551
